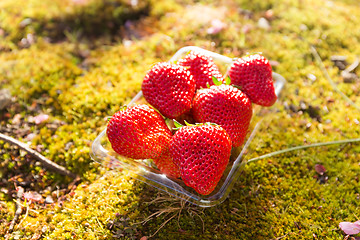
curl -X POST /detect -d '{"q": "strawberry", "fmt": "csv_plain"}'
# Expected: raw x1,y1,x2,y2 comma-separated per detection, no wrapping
177,51,224,90
227,53,277,106
170,123,232,195
142,62,195,119
153,149,180,178
192,84,252,147
106,104,179,177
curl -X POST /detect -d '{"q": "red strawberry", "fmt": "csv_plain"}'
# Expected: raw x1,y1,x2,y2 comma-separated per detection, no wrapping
106,104,179,177
170,124,232,195
192,84,252,147
177,51,224,90
142,62,195,119
227,54,277,106
153,149,180,178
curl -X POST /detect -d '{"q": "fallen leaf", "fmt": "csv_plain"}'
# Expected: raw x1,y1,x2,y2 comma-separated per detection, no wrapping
339,221,360,235
30,114,49,124
314,164,326,175
23,191,43,202
207,19,226,34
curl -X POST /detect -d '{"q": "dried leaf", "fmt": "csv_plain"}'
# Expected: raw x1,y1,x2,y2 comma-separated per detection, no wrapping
33,114,49,124
23,191,43,202
207,19,226,34
339,221,360,235
314,164,326,175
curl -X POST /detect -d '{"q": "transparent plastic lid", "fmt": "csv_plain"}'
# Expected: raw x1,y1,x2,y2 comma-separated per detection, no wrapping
90,46,286,207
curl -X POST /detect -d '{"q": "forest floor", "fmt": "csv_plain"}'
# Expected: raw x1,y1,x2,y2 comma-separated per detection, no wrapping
1,0,360,239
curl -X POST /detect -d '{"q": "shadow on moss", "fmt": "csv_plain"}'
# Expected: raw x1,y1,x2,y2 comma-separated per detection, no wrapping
8,0,151,44
38,0,150,41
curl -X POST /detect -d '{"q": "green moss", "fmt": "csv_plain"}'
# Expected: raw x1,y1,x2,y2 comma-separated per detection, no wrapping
0,0,150,45
1,0,360,239
0,41,82,112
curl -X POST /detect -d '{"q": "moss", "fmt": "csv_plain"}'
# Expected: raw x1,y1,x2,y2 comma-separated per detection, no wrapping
1,0,360,239
0,0,150,45
0,41,82,112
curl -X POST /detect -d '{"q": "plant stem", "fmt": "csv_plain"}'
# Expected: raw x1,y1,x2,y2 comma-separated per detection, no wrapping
247,138,360,164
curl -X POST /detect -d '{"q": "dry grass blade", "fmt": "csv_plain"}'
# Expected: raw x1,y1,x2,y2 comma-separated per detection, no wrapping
6,186,24,235
140,191,204,238
149,212,178,238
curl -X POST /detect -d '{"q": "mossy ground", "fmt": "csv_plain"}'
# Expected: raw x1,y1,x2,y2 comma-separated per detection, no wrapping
1,0,360,239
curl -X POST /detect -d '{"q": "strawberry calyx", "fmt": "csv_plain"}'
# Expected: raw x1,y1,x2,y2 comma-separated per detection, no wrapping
212,76,223,86
225,76,231,85
172,119,218,131
232,84,243,91
206,76,231,88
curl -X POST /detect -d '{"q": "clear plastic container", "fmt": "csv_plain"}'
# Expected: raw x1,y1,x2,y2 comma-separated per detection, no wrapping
90,46,286,207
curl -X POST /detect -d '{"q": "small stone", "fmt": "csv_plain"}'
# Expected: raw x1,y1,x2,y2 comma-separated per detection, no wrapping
265,9,274,20
19,18,32,28
25,133,36,141
0,89,11,110
258,17,271,30
299,24,308,31
334,61,347,70
307,73,317,82
330,55,348,70
12,114,22,125
238,8,253,19
45,195,54,204
341,71,358,83
289,104,298,113
65,141,74,151
26,33,35,45
130,0,138,7
330,55,347,62
241,24,252,34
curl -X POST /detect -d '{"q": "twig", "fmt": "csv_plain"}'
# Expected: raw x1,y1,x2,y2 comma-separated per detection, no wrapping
0,132,78,178
7,186,24,234
16,202,29,232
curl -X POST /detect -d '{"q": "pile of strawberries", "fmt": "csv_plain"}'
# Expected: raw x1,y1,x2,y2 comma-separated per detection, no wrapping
106,51,277,195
